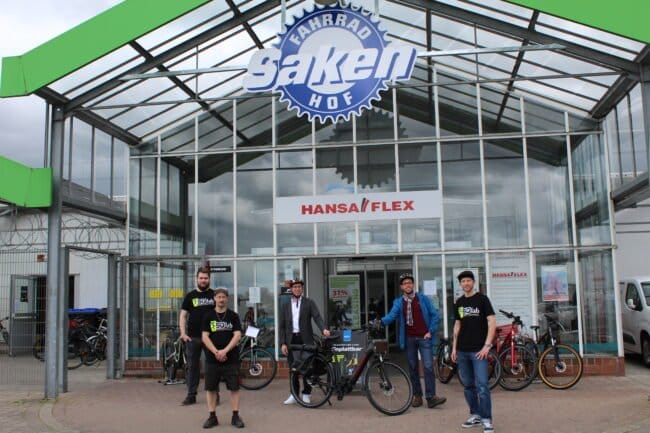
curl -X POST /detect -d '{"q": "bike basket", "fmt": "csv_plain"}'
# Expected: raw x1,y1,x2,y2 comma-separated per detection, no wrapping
373,339,388,354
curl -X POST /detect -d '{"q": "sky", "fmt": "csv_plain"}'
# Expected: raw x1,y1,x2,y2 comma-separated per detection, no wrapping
0,1,121,167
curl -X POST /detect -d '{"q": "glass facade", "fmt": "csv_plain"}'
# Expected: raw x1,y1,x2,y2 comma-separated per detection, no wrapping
125,83,618,362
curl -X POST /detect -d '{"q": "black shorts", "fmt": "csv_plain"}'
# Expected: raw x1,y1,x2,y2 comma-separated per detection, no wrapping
205,363,240,391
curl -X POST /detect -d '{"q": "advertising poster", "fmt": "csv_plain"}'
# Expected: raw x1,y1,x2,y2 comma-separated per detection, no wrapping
328,274,361,329
452,268,480,300
541,265,569,302
489,254,531,327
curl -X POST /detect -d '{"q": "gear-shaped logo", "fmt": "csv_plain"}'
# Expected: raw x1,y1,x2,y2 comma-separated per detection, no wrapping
243,2,417,123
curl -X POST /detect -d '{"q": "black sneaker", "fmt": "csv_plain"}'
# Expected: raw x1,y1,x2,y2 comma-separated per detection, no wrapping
181,395,196,406
231,414,245,428
202,416,218,429
427,396,447,408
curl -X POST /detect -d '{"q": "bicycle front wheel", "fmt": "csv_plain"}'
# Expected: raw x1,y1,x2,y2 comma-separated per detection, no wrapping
364,361,412,416
537,344,583,390
456,351,501,390
67,340,85,370
161,339,176,381
289,355,335,408
498,345,536,391
239,347,277,390
435,342,455,384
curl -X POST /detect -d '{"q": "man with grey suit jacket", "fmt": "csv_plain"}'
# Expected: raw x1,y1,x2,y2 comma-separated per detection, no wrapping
279,278,330,405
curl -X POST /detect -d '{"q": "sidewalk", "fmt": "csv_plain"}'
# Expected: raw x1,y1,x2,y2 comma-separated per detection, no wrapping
2,360,649,433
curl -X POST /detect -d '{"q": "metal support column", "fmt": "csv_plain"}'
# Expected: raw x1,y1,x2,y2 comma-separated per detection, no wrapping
58,246,70,393
45,106,65,399
107,254,118,379
642,66,650,194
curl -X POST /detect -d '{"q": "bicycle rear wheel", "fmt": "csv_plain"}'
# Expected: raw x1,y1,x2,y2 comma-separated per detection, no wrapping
435,341,455,384
68,340,86,370
239,347,277,390
537,344,583,390
161,339,176,382
498,344,536,391
289,355,335,408
364,361,412,416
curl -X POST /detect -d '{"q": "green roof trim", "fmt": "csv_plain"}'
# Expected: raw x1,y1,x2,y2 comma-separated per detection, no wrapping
0,156,52,207
505,0,650,44
0,0,211,98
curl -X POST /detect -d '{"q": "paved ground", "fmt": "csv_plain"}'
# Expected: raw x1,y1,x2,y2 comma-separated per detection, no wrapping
1,355,649,433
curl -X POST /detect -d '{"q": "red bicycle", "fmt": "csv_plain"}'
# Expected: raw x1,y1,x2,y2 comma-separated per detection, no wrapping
495,310,537,391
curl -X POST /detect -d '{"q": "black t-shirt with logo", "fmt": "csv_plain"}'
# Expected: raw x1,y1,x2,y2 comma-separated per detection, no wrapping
454,293,495,352
201,309,242,365
181,288,215,338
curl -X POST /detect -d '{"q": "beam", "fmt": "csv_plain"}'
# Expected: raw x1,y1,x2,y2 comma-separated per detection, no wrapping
0,156,52,207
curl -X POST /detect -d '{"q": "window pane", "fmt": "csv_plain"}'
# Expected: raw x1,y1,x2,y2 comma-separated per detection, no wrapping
316,147,354,195
527,136,571,246
572,135,610,246
94,130,112,197
439,82,478,136
71,118,93,189
197,156,233,255
399,142,437,191
535,251,579,347
277,223,313,255
485,139,528,247
236,152,273,255
579,250,616,356
277,150,312,197
317,222,356,254
357,144,396,193
237,260,275,343
358,220,397,253
442,141,483,249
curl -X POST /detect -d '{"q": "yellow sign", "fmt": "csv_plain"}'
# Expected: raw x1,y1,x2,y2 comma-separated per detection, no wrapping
148,289,163,299
169,289,184,299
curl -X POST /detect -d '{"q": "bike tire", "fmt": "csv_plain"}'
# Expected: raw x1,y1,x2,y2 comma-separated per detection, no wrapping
82,337,99,366
364,360,413,416
537,344,583,390
1,330,9,346
67,340,85,370
289,355,335,408
161,339,176,382
239,347,277,390
435,342,455,384
498,344,536,391
33,335,45,361
456,350,501,390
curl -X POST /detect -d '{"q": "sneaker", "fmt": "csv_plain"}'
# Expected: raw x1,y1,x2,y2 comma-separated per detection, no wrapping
462,415,482,428
302,394,311,404
411,395,423,407
182,395,196,406
427,396,447,408
482,420,494,433
231,414,245,429
283,395,296,405
202,416,218,429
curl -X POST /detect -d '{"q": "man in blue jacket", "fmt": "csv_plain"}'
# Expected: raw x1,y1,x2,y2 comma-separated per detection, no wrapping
381,272,446,409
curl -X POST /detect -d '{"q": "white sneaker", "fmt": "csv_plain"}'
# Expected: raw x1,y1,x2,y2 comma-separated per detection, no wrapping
283,395,296,405
302,394,311,404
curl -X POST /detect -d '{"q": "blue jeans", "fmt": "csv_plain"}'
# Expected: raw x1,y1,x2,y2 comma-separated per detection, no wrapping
457,351,492,420
406,336,436,398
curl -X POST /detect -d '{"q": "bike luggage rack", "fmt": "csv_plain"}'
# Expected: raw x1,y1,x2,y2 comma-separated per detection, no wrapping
373,339,388,354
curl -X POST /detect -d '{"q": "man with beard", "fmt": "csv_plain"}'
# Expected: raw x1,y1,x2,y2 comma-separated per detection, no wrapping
380,272,446,409
179,266,215,406
279,278,330,405
201,288,244,429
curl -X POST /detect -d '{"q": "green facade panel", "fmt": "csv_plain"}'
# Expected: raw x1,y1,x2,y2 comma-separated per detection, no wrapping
506,0,650,43
0,156,52,207
0,0,211,97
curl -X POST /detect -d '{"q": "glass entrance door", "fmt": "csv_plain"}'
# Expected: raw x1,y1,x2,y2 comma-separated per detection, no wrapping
332,257,412,347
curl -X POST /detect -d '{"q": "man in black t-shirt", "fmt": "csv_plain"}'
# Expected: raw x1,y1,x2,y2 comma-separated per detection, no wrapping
201,288,244,429
451,270,496,433
179,266,215,406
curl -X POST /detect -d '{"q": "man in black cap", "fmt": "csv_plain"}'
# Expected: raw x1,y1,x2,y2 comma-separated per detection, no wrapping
380,272,446,409
451,270,496,433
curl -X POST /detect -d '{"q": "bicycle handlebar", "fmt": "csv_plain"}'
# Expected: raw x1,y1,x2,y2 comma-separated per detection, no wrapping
499,309,523,325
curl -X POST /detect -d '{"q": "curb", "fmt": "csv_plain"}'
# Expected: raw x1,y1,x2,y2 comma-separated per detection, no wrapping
39,400,79,433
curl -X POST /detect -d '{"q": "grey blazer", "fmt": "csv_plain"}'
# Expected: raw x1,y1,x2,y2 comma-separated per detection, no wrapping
279,296,326,347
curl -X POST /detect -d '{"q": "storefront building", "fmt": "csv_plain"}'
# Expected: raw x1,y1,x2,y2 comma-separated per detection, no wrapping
2,1,649,385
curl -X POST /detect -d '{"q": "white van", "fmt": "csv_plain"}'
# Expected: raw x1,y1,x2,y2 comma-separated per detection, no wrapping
620,277,650,367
